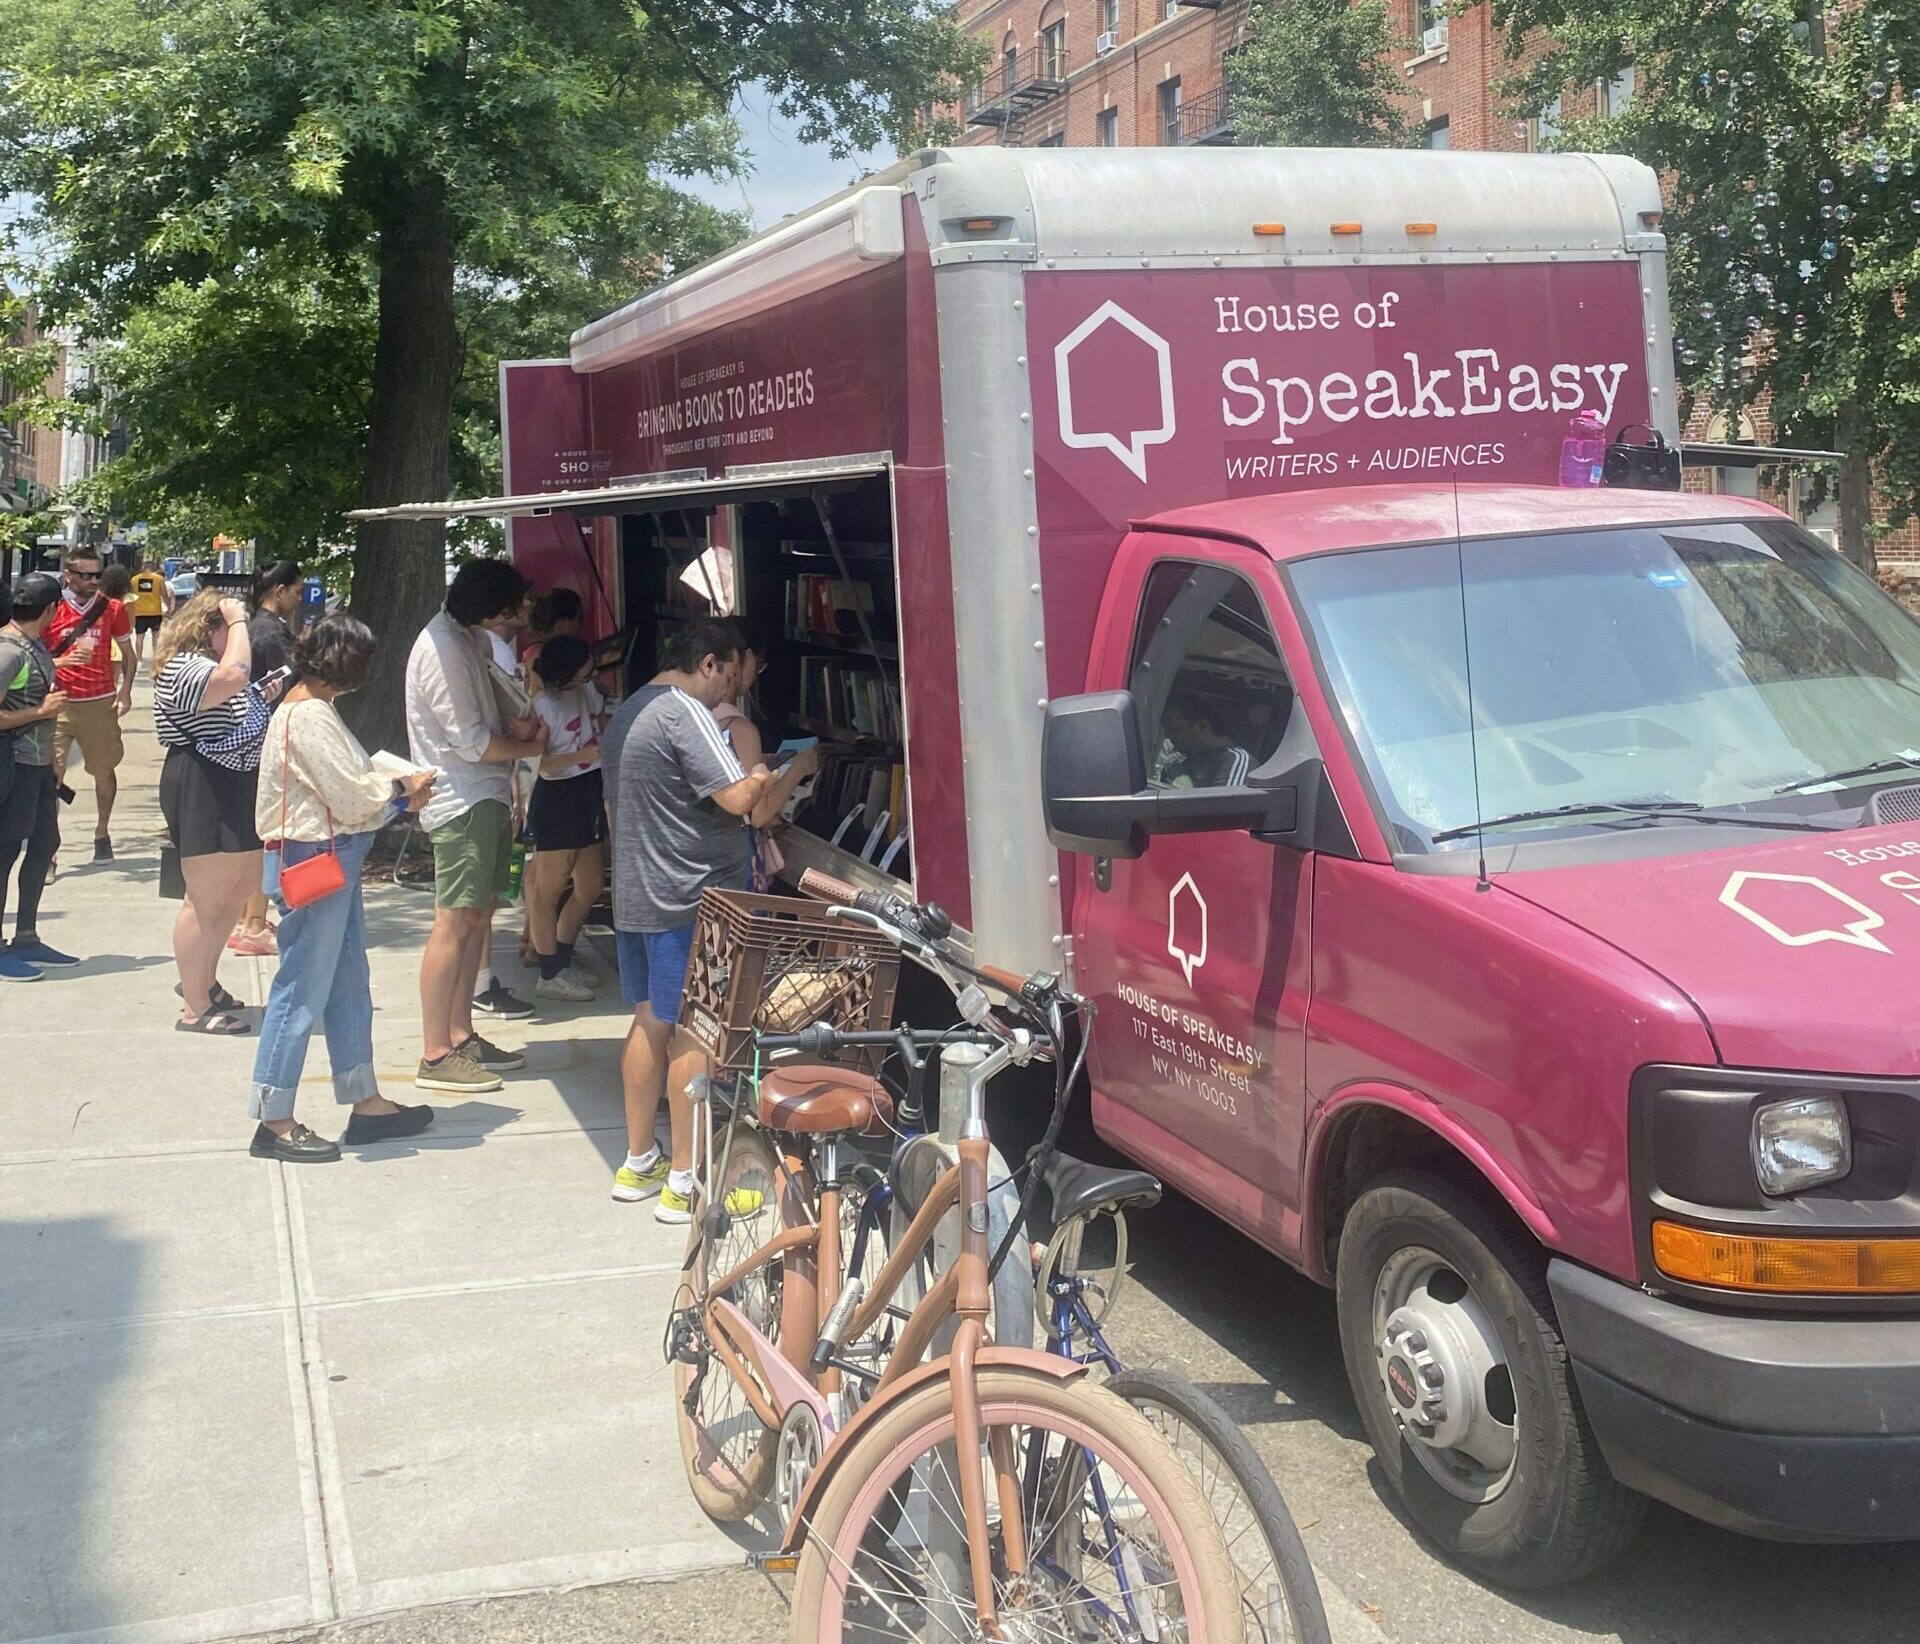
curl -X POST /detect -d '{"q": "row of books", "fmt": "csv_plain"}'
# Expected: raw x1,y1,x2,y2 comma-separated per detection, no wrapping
798,656,903,743
784,574,882,643
792,749,907,847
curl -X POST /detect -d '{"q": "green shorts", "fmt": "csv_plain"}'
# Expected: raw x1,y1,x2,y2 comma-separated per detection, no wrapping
429,801,512,910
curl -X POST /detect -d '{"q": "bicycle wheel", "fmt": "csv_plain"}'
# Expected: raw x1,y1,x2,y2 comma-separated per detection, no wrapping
674,1123,784,1521
1107,1366,1331,1644
791,1365,1246,1644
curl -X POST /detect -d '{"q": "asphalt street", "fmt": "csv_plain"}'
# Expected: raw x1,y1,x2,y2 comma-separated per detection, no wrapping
1102,1183,1920,1644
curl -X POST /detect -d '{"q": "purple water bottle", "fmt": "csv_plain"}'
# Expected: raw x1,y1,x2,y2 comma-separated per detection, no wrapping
1559,410,1606,488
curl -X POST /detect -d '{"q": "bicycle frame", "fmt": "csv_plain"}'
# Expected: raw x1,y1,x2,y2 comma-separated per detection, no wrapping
692,1035,1053,1633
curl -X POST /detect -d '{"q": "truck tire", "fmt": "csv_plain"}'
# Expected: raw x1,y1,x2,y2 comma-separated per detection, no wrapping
1334,1168,1645,1588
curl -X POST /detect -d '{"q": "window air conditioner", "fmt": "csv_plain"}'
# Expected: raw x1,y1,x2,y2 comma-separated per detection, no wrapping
1097,29,1118,53
1422,23,1448,51
1165,0,1181,19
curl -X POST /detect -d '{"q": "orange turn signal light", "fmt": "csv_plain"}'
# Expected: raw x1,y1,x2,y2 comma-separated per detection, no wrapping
1652,1221,1920,1294
1639,209,1664,227
961,217,1001,232
1331,222,1363,236
1252,222,1287,236
1406,222,1438,235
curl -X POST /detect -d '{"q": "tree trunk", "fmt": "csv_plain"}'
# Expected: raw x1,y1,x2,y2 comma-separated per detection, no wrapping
1835,402,1876,575
343,174,459,755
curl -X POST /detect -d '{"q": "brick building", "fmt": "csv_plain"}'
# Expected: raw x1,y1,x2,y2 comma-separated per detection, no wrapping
949,0,1920,566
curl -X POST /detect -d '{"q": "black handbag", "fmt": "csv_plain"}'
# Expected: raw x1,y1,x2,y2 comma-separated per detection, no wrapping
1603,423,1683,492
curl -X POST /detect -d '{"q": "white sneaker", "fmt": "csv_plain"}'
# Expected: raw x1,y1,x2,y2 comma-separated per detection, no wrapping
534,970,594,1003
563,962,601,993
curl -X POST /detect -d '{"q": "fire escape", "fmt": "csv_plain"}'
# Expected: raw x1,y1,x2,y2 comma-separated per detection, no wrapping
964,44,1067,147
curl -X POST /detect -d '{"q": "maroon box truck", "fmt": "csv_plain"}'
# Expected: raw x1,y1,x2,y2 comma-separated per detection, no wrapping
359,146,1920,1585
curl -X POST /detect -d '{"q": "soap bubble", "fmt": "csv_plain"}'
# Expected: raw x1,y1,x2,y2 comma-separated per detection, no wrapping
1818,176,1835,194
1745,315,1763,331
1820,203,1835,220
1904,160,1917,178
1749,0,1765,15
1869,80,1888,100
1835,203,1851,222
1715,68,1731,85
1737,26,1754,43
1780,125,1795,142
1912,197,1920,213
1713,222,1730,237
1700,301,1716,318
1794,313,1806,327
1751,222,1768,240
1741,70,1757,86
1681,349,1699,366
1872,152,1892,182
1820,240,1838,259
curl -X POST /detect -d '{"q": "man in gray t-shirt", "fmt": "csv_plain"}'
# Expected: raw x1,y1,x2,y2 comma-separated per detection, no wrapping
607,619,770,1221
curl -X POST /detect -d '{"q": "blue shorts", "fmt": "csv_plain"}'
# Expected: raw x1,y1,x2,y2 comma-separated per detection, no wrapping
616,923,698,1023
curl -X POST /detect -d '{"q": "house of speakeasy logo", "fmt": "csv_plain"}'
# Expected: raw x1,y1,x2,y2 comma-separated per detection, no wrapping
1054,301,1176,483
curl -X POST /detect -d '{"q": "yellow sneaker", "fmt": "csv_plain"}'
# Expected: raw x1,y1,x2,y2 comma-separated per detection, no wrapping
611,1156,669,1203
655,1183,766,1225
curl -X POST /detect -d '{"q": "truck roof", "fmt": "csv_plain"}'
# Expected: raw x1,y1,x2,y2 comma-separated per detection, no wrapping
1136,484,1782,562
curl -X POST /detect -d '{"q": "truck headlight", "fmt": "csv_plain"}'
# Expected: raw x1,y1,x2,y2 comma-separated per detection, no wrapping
1751,1096,1852,1196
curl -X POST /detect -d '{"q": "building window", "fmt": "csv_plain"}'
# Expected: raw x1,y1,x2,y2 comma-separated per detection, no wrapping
1038,132,1067,147
1532,94,1562,150
1101,0,1120,35
1598,65,1636,117
1425,116,1450,149
1001,39,1018,95
1040,18,1067,80
1414,0,1448,50
1159,76,1182,144
1097,107,1119,147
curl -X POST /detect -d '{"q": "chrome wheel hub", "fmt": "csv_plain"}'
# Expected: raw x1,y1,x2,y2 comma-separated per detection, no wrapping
1373,1247,1518,1503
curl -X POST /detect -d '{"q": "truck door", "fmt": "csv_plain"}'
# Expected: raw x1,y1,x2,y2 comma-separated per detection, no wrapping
1075,546,1311,1256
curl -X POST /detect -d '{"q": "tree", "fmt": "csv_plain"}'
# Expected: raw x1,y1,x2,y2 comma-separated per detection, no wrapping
1492,0,1920,569
0,0,977,748
1230,0,1415,148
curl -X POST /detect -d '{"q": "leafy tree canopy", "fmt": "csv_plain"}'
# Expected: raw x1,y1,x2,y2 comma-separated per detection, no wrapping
0,0,977,742
1494,0,1920,564
1230,0,1414,149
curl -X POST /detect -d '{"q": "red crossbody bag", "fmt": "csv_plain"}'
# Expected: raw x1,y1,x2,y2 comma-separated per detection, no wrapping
272,705,346,908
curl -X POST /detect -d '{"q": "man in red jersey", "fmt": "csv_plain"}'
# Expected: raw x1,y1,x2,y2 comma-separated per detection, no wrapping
42,544,134,862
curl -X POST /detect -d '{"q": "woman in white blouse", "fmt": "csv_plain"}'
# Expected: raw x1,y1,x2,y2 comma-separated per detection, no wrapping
247,615,438,1163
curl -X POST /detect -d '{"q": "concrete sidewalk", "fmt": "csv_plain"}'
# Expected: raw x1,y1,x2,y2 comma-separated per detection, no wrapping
0,680,745,1644
4,680,1388,1644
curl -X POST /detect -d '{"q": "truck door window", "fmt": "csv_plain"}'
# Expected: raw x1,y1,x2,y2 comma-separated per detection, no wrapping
1128,561,1293,789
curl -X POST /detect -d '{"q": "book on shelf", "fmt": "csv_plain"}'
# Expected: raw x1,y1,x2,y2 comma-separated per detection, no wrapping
796,656,902,743
785,572,883,644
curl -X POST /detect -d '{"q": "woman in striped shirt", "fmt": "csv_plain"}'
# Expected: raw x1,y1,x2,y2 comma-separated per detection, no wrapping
155,590,281,1033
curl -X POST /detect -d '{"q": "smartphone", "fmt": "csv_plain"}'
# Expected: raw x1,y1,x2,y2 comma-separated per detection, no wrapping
257,665,294,691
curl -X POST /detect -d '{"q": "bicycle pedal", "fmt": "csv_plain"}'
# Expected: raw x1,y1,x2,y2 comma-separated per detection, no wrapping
748,1551,799,1575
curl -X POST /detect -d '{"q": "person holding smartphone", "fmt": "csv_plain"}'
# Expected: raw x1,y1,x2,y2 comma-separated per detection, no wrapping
231,561,304,956
0,574,72,979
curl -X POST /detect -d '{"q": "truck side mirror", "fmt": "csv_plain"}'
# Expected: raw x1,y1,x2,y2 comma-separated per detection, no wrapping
1042,691,1153,858
1042,691,1303,856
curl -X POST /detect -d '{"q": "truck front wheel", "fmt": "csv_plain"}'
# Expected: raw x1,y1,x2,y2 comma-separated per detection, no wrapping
1334,1169,1646,1588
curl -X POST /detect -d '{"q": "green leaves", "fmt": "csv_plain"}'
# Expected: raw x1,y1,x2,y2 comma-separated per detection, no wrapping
1231,0,1415,149
0,0,971,563
1494,0,1920,551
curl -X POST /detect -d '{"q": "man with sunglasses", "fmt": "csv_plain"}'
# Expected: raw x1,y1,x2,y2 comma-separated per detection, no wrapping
42,545,135,862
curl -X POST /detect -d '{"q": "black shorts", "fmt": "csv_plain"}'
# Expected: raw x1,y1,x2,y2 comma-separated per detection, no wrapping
134,614,163,636
0,761,56,851
160,746,261,858
527,768,606,852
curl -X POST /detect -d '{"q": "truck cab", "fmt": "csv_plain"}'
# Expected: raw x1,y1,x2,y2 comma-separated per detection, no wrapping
1045,481,1920,1584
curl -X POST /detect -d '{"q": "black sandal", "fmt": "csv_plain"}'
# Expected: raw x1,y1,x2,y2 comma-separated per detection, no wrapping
176,1010,251,1036
175,982,247,1011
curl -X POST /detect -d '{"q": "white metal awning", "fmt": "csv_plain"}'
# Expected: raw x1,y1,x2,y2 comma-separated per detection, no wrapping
348,454,891,524
1683,442,1844,468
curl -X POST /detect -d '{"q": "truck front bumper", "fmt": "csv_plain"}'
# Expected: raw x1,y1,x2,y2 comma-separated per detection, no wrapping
1548,1258,1920,1542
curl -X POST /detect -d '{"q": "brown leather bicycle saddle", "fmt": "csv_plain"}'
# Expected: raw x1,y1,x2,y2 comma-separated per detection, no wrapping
757,1063,894,1136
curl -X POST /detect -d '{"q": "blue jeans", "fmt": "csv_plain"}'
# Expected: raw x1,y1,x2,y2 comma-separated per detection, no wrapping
248,830,379,1122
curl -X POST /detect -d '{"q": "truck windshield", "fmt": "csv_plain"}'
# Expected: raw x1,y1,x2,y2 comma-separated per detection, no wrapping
1290,519,1920,857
